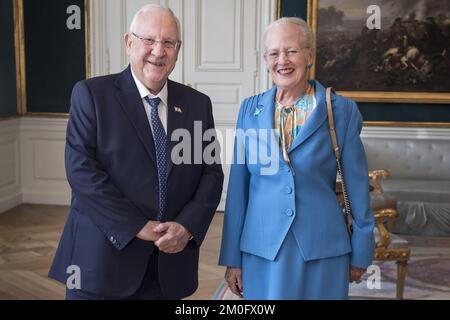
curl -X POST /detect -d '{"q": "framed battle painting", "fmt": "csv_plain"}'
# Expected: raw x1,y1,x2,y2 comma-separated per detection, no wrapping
308,0,450,103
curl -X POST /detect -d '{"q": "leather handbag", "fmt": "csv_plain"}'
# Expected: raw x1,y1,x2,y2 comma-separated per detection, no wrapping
326,87,353,237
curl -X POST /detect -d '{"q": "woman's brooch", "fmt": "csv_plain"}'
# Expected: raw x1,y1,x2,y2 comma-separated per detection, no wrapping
253,106,263,116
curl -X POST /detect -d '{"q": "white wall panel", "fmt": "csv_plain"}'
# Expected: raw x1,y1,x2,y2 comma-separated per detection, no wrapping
20,118,70,206
0,141,16,188
33,140,66,181
185,0,259,123
197,0,242,70
106,0,128,74
91,0,184,81
0,119,21,214
195,83,241,104
90,0,108,76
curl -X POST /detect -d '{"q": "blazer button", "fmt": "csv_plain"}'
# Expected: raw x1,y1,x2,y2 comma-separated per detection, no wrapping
285,209,294,217
284,186,293,194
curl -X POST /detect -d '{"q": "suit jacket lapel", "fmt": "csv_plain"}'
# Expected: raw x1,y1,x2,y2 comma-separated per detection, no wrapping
166,80,185,177
257,86,277,130
114,66,157,164
257,86,284,163
289,80,331,152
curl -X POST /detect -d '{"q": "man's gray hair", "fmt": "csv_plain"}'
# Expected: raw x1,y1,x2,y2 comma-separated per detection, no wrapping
263,17,314,50
129,4,181,40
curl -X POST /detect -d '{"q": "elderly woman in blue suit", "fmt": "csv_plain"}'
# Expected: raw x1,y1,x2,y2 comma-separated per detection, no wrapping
218,17,375,300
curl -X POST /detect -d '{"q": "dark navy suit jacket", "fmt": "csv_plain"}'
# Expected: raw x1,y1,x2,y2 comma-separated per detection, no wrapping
49,67,224,299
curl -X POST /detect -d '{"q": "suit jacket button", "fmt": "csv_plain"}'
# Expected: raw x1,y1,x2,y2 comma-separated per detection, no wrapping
284,186,293,194
285,209,294,217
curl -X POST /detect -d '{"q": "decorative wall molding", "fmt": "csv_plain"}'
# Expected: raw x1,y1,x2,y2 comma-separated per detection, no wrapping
120,0,128,70
0,119,21,214
195,0,243,71
19,117,68,132
89,0,108,77
362,126,450,140
90,0,184,81
19,117,71,207
0,118,20,133
167,0,185,83
106,0,130,74
196,83,242,105
257,0,277,93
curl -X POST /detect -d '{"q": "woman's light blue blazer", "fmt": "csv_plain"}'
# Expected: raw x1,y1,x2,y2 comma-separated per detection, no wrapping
219,80,375,270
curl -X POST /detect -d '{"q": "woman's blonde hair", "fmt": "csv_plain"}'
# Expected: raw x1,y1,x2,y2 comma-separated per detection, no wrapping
264,17,314,50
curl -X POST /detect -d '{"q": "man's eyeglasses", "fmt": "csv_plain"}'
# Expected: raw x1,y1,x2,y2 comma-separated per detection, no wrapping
131,33,181,49
265,48,310,60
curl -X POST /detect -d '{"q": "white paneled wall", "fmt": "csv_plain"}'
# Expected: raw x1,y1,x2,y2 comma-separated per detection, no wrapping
89,0,275,83
90,0,184,81
184,0,262,210
88,0,275,210
0,119,21,213
184,0,255,124
0,117,70,214
19,118,70,205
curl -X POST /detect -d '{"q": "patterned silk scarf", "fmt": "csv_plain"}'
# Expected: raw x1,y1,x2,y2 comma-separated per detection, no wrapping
274,83,317,174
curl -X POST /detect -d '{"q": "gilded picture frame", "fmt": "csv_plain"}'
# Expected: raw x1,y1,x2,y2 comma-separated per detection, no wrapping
307,0,450,104
14,0,90,117
0,0,21,119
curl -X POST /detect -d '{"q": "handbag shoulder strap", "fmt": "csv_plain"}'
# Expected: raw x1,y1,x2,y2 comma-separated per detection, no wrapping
326,87,340,159
326,87,353,236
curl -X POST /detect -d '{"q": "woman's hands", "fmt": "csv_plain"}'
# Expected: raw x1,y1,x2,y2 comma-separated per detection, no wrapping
225,267,243,298
224,265,366,298
349,266,366,283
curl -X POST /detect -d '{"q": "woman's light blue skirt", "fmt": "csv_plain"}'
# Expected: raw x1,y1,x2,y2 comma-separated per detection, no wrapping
242,230,350,300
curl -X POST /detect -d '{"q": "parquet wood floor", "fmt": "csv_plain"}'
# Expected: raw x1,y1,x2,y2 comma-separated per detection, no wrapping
0,204,225,300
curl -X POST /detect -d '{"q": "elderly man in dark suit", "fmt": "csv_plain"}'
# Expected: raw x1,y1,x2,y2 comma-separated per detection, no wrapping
49,4,223,300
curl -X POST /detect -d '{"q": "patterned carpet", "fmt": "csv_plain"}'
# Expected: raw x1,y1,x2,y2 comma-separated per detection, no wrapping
213,235,450,300
350,235,450,300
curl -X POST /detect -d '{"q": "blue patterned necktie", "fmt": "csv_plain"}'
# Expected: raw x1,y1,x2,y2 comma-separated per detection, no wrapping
144,96,167,221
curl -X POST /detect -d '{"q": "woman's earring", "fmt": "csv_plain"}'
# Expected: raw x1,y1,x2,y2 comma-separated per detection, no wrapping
307,63,313,69
267,68,270,73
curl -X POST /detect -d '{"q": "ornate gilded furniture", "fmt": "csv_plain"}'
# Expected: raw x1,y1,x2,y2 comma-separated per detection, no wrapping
337,169,411,299
364,138,450,237
369,169,410,300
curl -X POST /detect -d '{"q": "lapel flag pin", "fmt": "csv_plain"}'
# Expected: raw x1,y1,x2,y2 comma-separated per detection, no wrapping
174,107,182,113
